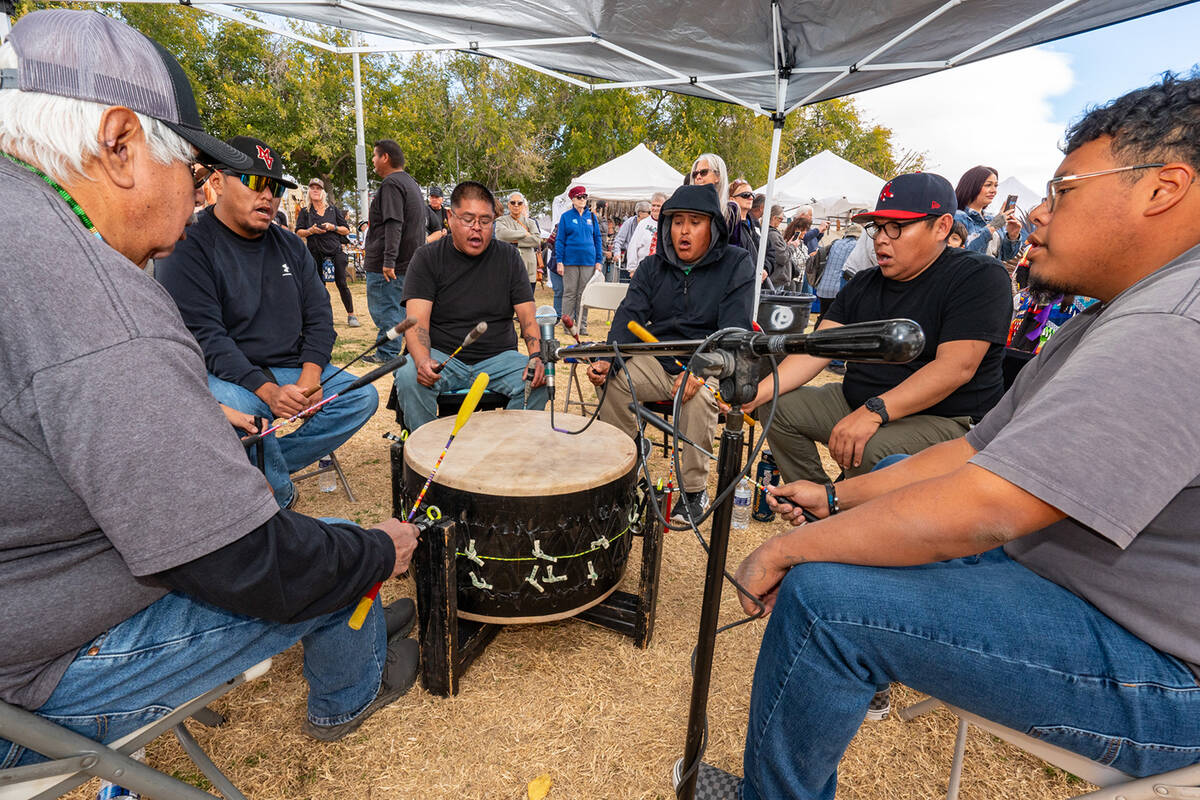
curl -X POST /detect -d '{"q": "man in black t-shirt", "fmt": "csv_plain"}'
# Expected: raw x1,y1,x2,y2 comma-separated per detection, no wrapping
745,172,1012,483
362,140,427,363
392,181,548,431
425,185,448,243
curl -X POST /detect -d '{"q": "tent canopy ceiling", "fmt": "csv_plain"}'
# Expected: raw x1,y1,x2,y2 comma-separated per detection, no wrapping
168,0,1194,116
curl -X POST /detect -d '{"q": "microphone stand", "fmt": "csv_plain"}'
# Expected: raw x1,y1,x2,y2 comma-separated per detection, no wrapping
542,318,925,800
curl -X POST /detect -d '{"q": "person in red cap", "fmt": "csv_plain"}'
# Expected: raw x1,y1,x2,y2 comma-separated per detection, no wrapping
745,171,1012,484
555,185,604,334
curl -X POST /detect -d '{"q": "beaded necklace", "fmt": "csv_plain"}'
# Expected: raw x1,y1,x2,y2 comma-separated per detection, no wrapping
3,151,104,240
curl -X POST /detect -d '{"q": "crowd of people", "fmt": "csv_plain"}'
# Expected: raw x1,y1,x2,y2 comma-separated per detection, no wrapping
3,10,1200,800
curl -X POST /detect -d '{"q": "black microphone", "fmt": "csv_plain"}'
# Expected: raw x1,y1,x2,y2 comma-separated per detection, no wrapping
535,304,557,397
714,319,925,362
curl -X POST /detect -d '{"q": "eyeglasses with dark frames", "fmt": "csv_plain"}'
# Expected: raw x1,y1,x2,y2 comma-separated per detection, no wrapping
863,216,936,240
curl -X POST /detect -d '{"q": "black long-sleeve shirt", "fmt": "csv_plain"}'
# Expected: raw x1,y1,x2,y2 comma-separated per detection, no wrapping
156,209,335,392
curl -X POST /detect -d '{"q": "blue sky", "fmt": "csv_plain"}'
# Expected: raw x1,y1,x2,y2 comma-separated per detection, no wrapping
853,2,1200,196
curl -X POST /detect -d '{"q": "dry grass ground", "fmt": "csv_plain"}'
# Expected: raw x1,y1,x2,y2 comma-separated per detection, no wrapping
68,281,1092,799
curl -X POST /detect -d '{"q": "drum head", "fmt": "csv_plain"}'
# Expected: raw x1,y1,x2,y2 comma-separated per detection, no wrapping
404,409,635,496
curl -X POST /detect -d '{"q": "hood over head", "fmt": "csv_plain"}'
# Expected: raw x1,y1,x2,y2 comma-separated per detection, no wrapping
657,184,728,270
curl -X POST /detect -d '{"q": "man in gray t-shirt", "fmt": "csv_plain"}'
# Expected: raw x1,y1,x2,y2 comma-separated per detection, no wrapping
690,74,1200,799
1,11,421,767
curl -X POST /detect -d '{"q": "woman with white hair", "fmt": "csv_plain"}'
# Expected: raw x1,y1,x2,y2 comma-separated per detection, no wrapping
495,191,543,292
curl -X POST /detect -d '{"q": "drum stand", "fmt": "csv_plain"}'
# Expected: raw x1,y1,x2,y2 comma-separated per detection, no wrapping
390,441,667,698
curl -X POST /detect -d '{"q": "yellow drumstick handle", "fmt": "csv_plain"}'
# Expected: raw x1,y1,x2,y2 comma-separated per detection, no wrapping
625,322,755,427
349,373,491,631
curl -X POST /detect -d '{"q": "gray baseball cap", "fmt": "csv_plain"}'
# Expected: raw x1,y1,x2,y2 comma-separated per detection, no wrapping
1,9,253,171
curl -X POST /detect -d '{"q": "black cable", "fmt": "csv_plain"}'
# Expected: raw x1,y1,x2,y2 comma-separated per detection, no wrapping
548,358,610,435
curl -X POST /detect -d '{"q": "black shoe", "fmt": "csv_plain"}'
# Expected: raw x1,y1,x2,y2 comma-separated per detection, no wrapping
865,685,892,721
670,490,709,525
360,352,387,365
673,758,741,799
384,598,415,639
301,636,419,742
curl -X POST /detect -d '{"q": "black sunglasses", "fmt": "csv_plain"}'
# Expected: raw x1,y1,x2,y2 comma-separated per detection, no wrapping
691,167,712,180
733,191,755,200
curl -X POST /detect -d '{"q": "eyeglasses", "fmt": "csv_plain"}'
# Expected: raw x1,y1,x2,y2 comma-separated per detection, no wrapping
691,168,712,180
863,216,935,240
453,213,495,229
733,191,755,200
225,171,287,198
573,194,588,200
1043,163,1164,212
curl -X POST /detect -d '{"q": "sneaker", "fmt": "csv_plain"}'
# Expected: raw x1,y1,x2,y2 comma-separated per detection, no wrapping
672,757,741,799
301,636,419,742
865,685,891,721
384,598,415,639
347,314,362,327
671,489,709,525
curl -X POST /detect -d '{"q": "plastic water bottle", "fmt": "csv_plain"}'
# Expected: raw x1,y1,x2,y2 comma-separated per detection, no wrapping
732,478,752,529
318,455,337,493
753,451,781,522
95,747,144,799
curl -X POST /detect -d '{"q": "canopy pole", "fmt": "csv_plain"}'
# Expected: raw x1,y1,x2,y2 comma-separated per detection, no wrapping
753,114,785,320
352,30,369,223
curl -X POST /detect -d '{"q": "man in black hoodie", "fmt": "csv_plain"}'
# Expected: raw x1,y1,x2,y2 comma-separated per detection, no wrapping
588,184,755,523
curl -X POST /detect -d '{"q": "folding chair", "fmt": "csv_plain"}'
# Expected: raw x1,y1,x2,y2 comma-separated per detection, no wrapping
563,281,629,416
0,659,271,800
293,450,356,502
899,695,1200,799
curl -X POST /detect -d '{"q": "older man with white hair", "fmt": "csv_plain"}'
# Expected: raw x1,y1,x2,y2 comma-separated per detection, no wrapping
626,191,668,275
0,9,422,763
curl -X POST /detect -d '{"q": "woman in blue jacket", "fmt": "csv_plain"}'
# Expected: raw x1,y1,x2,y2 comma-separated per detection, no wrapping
555,185,604,335
953,165,1023,261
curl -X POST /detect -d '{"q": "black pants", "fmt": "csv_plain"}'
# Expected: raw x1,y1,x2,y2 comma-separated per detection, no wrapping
318,249,353,314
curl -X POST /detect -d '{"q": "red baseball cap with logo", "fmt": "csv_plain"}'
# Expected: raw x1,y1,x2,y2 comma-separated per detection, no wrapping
852,172,956,222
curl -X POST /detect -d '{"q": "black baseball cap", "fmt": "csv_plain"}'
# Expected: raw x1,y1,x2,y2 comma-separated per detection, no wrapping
428,185,444,198
3,9,253,172
223,136,298,189
852,172,956,222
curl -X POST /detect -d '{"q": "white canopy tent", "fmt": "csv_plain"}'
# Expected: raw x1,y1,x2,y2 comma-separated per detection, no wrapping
987,175,1044,216
550,144,683,227
69,0,1196,315
756,149,885,219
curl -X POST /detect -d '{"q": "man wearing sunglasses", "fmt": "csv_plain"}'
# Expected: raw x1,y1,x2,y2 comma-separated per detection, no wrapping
158,136,379,511
744,172,1011,483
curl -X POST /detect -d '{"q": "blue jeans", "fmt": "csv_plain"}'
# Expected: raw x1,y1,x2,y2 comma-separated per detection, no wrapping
1,563,389,768
365,271,407,359
741,548,1200,799
392,347,547,432
209,365,378,508
548,266,564,318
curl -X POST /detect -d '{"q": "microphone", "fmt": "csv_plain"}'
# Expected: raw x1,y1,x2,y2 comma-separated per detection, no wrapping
713,319,925,362
535,304,557,397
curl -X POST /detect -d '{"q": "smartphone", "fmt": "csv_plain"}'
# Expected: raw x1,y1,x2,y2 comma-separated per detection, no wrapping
1002,194,1018,213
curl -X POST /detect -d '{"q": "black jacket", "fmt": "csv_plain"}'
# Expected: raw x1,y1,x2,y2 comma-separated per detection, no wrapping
609,184,755,373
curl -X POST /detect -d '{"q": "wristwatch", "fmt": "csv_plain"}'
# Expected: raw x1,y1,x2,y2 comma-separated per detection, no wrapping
864,396,889,425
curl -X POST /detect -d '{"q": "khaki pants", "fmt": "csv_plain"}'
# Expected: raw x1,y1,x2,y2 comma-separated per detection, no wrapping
597,356,718,493
766,382,971,483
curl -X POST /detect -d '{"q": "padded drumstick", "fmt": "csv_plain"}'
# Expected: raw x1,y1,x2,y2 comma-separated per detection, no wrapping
559,315,592,363
625,321,755,428
315,319,417,391
241,354,408,449
432,322,488,374
348,372,492,630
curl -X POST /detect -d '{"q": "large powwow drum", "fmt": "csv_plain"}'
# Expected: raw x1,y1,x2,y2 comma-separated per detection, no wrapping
403,409,640,623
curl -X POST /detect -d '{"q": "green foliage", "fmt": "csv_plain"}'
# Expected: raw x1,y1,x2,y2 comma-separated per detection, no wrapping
12,3,919,204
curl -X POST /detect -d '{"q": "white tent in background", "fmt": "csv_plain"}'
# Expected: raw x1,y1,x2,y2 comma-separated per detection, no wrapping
757,150,885,219
550,144,683,227
986,176,1043,216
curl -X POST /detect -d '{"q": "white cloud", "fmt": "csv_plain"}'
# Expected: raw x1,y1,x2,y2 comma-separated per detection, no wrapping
850,48,1075,192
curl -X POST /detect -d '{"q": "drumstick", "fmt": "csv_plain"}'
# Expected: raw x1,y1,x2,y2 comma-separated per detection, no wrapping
315,319,417,390
559,315,592,363
241,354,408,449
625,321,755,428
348,371,491,630
432,322,488,374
